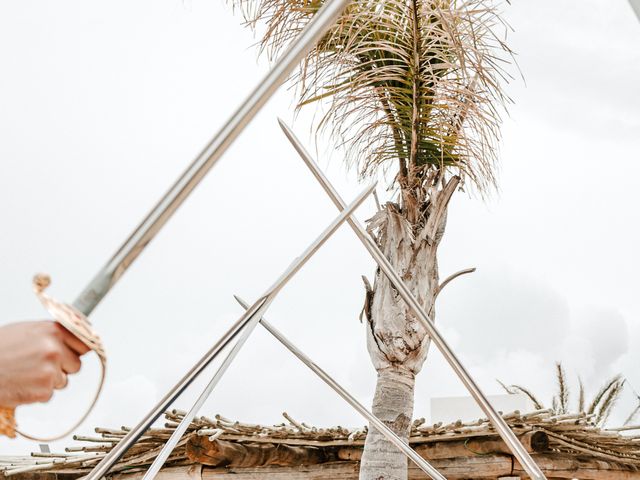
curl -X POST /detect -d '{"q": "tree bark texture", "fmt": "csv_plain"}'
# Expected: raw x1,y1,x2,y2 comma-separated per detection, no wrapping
359,177,459,480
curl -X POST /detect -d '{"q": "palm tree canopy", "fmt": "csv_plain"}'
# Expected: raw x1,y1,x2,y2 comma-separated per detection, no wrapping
232,0,513,195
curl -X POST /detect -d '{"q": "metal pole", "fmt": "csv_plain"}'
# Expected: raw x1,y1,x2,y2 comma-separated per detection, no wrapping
82,296,266,480
72,0,352,316
234,296,447,480
141,317,260,480
86,184,375,480
278,119,547,480
630,0,640,21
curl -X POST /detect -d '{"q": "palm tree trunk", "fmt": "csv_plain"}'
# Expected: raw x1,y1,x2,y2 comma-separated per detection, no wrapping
360,368,416,480
359,177,458,480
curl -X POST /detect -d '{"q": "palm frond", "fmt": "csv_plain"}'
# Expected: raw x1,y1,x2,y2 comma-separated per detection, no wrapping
231,0,513,196
622,403,640,426
501,368,634,427
578,376,585,413
623,403,640,426
588,375,623,415
497,379,514,394
498,382,544,410
594,379,625,427
625,388,640,426
555,362,569,415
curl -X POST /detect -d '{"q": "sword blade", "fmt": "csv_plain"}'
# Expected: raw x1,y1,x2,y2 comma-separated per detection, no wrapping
141,313,262,480
278,119,548,480
84,183,375,480
82,294,268,480
630,0,640,21
234,295,446,480
72,0,351,315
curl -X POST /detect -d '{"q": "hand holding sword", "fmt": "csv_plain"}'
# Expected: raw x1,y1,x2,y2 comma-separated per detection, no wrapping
0,275,106,440
0,321,89,427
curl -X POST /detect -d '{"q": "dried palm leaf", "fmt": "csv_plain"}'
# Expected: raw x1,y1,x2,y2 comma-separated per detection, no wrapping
588,375,623,416
595,379,625,427
578,376,585,413
231,0,514,198
555,362,569,414
497,380,544,410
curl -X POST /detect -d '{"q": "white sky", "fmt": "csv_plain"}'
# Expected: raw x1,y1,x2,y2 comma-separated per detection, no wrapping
0,0,638,454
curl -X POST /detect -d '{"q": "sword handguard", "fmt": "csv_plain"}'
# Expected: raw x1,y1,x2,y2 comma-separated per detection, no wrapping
0,275,107,441
0,407,16,438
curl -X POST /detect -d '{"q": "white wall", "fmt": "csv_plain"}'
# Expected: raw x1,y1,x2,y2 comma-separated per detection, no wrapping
430,394,534,425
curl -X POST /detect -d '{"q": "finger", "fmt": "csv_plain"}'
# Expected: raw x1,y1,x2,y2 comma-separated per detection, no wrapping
54,371,68,390
58,342,82,375
55,323,91,355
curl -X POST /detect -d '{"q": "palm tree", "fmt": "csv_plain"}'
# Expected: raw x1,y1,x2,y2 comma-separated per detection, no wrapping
500,362,628,427
230,1,512,478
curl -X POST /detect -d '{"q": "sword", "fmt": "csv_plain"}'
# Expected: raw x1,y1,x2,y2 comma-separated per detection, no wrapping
278,119,548,480
1,0,351,443
72,0,351,316
233,296,447,480
83,184,375,480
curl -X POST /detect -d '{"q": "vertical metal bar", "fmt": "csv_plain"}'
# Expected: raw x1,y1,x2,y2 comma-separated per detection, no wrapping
234,296,447,480
88,184,375,480
72,0,352,316
278,119,547,480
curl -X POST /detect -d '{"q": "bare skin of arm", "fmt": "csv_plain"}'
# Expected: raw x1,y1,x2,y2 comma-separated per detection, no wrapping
0,321,89,407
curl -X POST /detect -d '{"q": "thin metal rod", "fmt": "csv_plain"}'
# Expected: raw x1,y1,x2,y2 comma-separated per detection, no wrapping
141,316,261,480
71,0,352,316
278,119,547,480
82,296,267,480
630,0,640,21
86,184,375,480
234,296,446,480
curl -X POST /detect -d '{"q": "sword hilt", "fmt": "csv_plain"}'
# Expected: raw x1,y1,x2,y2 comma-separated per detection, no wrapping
0,275,107,441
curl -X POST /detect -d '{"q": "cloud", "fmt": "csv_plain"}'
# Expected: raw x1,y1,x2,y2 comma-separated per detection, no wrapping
562,307,630,382
436,265,571,362
95,375,159,427
424,265,633,424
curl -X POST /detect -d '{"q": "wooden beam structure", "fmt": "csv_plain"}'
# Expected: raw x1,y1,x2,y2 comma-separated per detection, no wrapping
4,410,640,480
186,437,331,468
102,457,640,480
185,431,549,467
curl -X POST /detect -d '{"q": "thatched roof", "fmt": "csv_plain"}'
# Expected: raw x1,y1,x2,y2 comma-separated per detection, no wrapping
2,409,640,479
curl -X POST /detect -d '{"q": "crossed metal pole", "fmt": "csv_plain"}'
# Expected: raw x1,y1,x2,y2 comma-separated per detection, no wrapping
83,186,376,480
278,121,548,480
135,123,548,480
140,282,445,480
53,0,548,477
136,184,446,480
